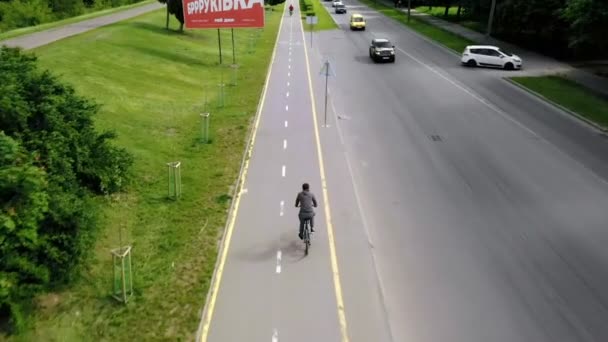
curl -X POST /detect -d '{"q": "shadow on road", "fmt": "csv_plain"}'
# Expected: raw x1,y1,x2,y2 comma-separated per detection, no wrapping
235,230,308,263
354,55,374,64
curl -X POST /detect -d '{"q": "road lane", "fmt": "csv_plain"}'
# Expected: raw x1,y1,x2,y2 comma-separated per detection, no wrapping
307,2,608,341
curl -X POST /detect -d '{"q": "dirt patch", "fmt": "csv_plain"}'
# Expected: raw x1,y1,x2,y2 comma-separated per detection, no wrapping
36,293,61,312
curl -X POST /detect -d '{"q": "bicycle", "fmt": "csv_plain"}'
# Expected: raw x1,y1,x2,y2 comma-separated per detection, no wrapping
302,218,312,255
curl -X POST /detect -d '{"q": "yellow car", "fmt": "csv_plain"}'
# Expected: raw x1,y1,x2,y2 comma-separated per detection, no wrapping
349,14,366,31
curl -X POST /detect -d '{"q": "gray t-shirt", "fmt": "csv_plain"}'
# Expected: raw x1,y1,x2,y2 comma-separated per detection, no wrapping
295,190,317,214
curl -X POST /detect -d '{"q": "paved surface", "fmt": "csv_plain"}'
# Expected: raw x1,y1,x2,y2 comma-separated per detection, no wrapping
0,2,163,50
405,8,608,97
198,5,391,342
303,0,608,341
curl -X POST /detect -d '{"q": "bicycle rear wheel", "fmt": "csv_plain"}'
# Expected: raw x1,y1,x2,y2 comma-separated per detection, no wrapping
304,220,310,255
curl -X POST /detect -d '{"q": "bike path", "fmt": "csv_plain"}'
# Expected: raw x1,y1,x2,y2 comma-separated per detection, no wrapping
198,6,342,342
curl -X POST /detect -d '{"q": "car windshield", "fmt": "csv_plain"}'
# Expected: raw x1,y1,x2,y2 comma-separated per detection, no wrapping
337,4,345,7
353,17,363,22
375,41,392,48
498,49,512,56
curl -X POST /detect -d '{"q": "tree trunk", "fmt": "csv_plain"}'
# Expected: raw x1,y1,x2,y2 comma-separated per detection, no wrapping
444,6,450,17
179,22,184,32
165,1,170,30
456,4,462,19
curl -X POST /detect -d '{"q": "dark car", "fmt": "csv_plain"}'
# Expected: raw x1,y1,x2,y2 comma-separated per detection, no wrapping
335,4,347,13
369,38,395,63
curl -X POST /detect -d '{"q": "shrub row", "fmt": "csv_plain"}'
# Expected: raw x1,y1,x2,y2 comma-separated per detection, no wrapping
0,46,132,333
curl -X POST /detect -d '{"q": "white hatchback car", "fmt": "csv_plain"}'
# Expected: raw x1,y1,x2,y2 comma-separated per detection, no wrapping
461,45,522,70
332,0,343,7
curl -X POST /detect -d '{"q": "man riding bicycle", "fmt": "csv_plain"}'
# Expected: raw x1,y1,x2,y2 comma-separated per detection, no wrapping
289,3,294,15
295,183,317,240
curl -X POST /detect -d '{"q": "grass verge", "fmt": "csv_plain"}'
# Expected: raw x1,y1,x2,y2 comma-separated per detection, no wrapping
302,0,339,31
4,5,283,341
414,6,484,33
511,76,608,128
0,0,155,41
414,6,460,17
358,0,473,52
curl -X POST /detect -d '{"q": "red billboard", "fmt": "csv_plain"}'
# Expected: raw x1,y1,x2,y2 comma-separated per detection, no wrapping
183,0,265,28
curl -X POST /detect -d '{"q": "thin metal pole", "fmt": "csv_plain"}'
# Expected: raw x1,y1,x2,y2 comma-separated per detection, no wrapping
310,23,313,48
165,0,170,30
324,62,329,126
231,28,236,65
218,29,223,64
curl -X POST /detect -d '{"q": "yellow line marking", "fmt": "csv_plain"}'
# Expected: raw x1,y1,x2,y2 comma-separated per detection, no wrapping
300,13,351,342
196,7,287,342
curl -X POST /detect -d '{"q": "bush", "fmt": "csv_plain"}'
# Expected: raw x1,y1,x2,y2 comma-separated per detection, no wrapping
299,0,314,17
0,0,55,32
48,0,85,18
0,46,133,333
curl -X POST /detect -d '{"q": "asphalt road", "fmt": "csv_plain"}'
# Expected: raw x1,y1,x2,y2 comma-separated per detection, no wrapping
0,2,162,49
305,1,608,341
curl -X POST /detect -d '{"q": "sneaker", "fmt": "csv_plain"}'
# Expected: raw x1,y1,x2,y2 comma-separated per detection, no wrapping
310,228,315,233
298,233,303,240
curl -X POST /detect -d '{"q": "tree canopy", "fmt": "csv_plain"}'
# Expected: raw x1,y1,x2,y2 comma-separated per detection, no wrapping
425,0,608,59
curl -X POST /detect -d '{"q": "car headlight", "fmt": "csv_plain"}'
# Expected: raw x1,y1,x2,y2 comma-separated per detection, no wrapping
375,51,381,55
390,51,395,55
514,59,521,63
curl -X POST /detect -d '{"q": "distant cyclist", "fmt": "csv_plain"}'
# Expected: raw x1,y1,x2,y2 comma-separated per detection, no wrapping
295,183,317,240
289,4,294,15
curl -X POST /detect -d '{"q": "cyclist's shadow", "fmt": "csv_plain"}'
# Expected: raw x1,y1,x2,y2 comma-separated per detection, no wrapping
237,230,307,263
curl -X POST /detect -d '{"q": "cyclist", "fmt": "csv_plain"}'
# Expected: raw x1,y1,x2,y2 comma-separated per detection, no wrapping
289,3,294,15
295,183,317,240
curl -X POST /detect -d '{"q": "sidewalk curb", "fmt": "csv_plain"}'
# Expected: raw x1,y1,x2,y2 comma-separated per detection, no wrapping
504,77,608,133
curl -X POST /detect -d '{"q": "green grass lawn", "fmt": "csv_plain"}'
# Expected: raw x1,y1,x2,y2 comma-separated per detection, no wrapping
5,5,283,341
302,0,339,31
415,5,460,17
511,76,608,128
0,0,155,41
415,6,485,33
359,0,473,52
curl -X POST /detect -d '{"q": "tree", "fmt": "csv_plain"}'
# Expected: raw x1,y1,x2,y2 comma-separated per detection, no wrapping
562,0,608,57
0,132,49,333
0,46,132,332
158,0,184,31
